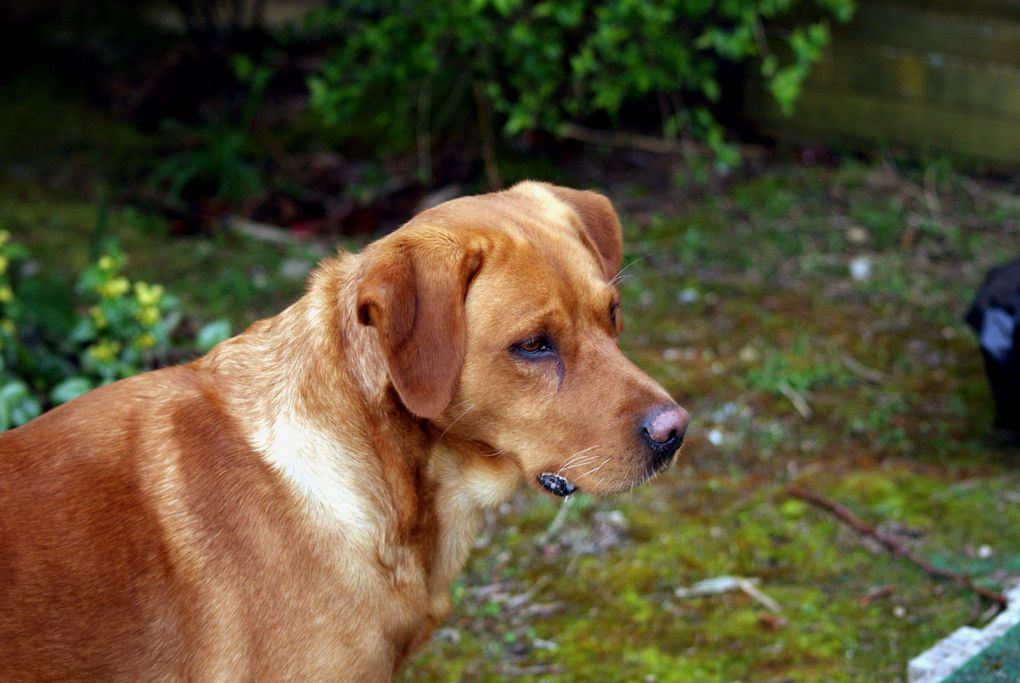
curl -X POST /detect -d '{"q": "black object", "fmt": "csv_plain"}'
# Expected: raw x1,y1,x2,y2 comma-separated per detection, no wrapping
537,473,577,497
965,256,1020,432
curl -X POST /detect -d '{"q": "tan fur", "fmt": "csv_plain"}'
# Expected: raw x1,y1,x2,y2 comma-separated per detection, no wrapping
0,182,687,681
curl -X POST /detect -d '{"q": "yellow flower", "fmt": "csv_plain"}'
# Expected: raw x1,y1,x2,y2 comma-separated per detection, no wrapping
134,282,164,307
0,230,9,247
0,286,12,303
135,333,157,350
135,305,160,326
98,255,115,272
98,277,130,299
90,306,107,329
87,339,121,363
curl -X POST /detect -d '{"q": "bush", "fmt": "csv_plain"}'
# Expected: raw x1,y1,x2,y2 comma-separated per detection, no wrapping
305,0,854,167
0,233,230,430
148,55,272,210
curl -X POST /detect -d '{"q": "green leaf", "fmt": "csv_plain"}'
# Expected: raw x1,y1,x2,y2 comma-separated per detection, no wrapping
0,379,29,404
196,318,232,353
50,377,94,405
11,395,41,427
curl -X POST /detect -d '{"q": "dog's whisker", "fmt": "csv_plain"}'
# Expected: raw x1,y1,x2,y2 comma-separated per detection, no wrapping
558,448,595,464
557,454,603,474
555,445,603,474
560,444,601,465
577,456,613,480
438,403,474,441
609,253,653,286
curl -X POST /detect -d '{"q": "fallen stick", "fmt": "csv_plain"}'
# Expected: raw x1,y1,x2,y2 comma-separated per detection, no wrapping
787,486,1008,609
777,380,812,419
674,575,783,613
858,584,897,608
557,123,769,160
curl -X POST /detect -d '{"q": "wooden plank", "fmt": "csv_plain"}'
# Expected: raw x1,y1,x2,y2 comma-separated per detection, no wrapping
748,86,1020,165
880,0,1020,18
834,2,1020,66
805,42,1020,119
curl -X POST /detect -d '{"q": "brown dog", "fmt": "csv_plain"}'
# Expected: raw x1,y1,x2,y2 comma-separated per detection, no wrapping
0,182,688,681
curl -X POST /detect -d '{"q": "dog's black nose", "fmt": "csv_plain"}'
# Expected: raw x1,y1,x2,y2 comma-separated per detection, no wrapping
640,403,688,468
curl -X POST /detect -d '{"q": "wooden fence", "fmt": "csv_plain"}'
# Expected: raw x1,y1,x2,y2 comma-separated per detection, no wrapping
746,0,1020,165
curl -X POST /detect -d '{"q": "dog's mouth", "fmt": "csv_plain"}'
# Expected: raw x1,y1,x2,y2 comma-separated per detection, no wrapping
537,472,577,497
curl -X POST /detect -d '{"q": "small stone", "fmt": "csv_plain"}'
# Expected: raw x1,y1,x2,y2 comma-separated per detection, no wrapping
436,628,461,644
846,226,869,244
662,348,682,361
849,256,872,281
280,257,314,281
677,288,700,303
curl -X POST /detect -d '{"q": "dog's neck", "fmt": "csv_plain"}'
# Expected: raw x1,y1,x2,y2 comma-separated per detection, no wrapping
200,254,521,607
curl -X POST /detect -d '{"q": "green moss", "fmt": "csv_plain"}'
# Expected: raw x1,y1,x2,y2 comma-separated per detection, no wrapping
6,135,1020,680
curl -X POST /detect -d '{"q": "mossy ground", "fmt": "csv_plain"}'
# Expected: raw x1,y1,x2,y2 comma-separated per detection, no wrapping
401,162,1020,682
4,97,1020,680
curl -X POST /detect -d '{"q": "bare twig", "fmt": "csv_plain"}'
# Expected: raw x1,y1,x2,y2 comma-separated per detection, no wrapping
788,486,1008,609
777,381,812,419
225,215,305,245
558,122,685,156
496,665,565,677
557,122,768,160
842,355,886,384
504,576,550,611
674,576,782,613
858,584,896,607
537,496,574,547
473,81,502,191
923,165,942,216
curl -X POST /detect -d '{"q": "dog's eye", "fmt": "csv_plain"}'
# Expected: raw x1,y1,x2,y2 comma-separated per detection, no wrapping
610,301,622,332
513,335,552,356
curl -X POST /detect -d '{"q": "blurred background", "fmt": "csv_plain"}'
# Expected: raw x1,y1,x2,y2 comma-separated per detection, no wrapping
1,1,1019,680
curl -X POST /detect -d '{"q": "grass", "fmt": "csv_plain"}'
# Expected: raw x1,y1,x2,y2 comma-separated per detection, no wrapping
3,150,1020,681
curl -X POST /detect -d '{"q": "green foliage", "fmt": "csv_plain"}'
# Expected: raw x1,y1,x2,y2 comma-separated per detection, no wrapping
306,0,854,166
0,233,217,430
746,337,851,397
65,246,180,389
0,230,41,429
150,122,263,208
195,318,232,352
149,56,271,209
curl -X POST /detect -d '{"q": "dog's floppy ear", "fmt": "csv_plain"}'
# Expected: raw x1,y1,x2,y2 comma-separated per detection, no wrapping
544,185,623,282
356,231,482,419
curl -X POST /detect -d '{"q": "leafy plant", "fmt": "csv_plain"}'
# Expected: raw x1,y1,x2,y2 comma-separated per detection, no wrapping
0,231,41,429
0,233,229,430
305,0,854,168
55,246,181,399
150,122,263,209
149,55,272,209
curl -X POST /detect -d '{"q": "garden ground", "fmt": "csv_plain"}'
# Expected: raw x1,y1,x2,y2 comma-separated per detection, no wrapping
6,149,1020,681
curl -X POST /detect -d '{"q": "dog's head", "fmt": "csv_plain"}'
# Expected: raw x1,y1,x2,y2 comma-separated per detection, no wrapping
356,182,688,496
